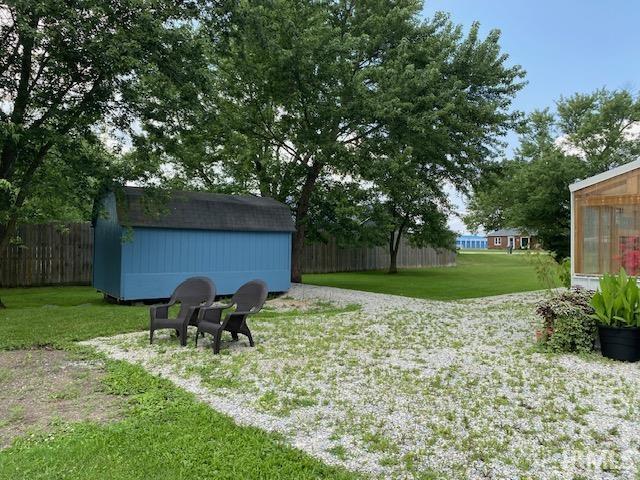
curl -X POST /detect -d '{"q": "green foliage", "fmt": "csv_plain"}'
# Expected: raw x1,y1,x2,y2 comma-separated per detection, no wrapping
527,251,564,292
590,268,640,327
306,181,389,248
535,288,596,353
132,1,524,279
546,315,597,354
557,89,640,173
0,0,197,247
466,89,640,259
558,258,572,289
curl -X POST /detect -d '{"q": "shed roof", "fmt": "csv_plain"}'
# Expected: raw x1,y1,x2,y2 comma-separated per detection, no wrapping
115,187,295,233
569,158,640,192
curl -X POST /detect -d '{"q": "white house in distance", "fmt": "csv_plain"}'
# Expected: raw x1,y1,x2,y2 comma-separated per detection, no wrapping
570,159,640,289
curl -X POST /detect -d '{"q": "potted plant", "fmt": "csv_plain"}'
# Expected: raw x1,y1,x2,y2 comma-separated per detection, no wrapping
591,268,640,362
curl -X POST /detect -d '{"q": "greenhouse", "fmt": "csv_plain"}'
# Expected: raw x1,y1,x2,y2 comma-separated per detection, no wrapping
571,159,640,289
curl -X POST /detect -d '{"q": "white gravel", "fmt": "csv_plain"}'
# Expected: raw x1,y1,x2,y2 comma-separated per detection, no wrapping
83,285,640,480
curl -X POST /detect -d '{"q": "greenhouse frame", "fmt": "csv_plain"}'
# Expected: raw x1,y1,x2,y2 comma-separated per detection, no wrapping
570,159,640,289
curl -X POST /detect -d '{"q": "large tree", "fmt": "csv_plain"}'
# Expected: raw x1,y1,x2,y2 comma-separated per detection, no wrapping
134,1,524,281
466,89,640,259
0,0,197,307
364,155,455,274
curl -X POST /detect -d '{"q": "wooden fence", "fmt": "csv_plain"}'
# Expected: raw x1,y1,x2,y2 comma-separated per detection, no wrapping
300,237,456,274
0,223,93,287
0,223,455,287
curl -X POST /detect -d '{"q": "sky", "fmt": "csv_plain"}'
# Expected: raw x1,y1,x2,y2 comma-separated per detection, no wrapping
421,0,640,234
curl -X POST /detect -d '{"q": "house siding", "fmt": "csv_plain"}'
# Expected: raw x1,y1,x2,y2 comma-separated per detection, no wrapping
487,235,536,250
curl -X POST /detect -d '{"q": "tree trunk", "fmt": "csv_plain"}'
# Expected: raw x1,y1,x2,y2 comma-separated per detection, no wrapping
290,161,323,283
388,224,405,274
389,243,399,274
291,226,306,283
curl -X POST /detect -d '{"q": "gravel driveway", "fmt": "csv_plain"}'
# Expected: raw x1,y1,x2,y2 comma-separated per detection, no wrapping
84,285,640,480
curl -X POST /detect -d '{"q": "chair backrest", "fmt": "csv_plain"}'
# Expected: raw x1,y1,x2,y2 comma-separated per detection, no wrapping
231,279,268,314
170,277,216,318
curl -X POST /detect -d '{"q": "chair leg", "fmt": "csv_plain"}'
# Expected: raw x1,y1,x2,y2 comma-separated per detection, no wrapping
195,330,199,347
244,329,254,347
212,330,222,354
231,332,239,341
180,326,188,347
149,329,154,345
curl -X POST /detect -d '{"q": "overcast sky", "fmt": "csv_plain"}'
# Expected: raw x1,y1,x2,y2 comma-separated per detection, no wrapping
422,0,640,235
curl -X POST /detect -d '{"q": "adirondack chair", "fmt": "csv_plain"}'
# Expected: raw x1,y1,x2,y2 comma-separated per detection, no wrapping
149,277,216,346
195,279,268,354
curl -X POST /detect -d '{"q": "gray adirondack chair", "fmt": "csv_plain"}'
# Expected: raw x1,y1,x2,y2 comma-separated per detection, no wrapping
149,277,216,346
195,279,268,354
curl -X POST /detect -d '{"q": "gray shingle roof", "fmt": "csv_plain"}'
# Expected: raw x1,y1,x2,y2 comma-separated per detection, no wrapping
487,228,534,237
115,187,295,233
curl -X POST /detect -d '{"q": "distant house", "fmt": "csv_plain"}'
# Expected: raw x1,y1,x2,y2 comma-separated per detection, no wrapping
570,158,640,289
487,229,536,250
455,235,487,249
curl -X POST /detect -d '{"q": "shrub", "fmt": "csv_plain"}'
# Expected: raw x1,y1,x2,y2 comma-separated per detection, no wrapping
546,314,597,354
535,288,596,352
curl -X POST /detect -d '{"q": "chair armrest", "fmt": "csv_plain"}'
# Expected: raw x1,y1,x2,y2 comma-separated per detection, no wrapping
227,309,260,316
150,302,173,319
199,303,233,323
208,302,234,311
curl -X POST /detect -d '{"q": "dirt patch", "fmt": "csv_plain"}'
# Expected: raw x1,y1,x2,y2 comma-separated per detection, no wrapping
264,296,325,312
0,349,126,449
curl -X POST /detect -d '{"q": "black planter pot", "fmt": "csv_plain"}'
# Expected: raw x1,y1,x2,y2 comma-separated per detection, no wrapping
598,325,640,362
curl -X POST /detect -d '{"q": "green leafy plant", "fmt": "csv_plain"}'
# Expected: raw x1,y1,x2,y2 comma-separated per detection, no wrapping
535,288,595,352
546,314,597,354
527,250,563,292
590,268,640,327
558,257,571,289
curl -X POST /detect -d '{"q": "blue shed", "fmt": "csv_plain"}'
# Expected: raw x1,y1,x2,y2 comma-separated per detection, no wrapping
92,187,295,301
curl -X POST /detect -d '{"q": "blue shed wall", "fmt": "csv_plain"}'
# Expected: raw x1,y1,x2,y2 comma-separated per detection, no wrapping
93,193,122,298
120,227,291,300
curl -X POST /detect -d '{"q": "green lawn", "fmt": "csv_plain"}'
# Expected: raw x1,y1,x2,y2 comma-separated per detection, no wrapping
0,287,359,480
0,287,149,350
303,251,558,300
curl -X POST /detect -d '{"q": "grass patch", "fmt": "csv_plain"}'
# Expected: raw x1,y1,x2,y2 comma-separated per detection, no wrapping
0,287,360,479
303,252,558,300
0,287,148,350
0,360,359,480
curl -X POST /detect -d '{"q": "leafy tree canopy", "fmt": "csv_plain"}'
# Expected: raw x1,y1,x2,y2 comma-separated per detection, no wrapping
0,0,198,249
465,89,640,259
133,0,524,279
